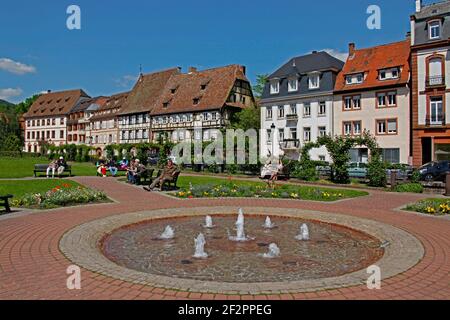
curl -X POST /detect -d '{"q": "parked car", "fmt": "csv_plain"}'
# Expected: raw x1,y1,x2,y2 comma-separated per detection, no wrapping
419,161,450,182
386,164,413,181
348,162,368,178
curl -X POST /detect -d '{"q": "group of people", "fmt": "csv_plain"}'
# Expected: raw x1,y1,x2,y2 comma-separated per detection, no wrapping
46,157,68,178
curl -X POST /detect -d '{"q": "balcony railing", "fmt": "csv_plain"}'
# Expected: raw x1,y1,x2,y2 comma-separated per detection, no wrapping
280,139,300,150
286,114,299,121
426,76,445,88
425,113,446,126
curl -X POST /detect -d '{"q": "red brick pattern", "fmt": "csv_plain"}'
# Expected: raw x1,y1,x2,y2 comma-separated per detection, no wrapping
0,177,449,300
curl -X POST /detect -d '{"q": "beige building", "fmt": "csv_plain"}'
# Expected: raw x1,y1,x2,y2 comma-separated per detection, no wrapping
333,41,411,164
23,89,90,153
90,92,128,154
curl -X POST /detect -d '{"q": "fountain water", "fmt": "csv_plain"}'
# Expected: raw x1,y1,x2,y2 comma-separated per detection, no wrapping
262,243,281,258
295,223,310,241
203,216,215,229
263,216,275,229
159,226,175,240
229,208,253,241
193,233,208,258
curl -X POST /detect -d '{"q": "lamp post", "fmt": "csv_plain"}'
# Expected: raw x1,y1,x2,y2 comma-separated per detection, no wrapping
271,123,276,158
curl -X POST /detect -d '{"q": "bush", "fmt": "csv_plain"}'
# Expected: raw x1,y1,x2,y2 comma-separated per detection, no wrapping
367,155,387,187
410,170,421,183
395,183,424,193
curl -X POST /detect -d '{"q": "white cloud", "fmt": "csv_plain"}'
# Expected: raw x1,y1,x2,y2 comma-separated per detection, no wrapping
0,88,23,100
0,58,36,75
321,49,349,62
115,75,138,88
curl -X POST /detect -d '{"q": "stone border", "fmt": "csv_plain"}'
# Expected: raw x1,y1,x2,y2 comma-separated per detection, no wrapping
60,207,424,294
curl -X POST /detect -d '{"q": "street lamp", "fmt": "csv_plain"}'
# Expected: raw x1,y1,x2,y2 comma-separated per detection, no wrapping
271,123,276,158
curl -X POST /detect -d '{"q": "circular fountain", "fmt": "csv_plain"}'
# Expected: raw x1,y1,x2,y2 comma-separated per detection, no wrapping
60,207,425,294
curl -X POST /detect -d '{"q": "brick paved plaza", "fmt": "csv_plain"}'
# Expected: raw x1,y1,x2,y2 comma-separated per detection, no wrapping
0,177,449,300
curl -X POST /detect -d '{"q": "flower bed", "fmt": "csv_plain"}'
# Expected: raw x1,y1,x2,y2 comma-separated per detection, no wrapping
174,182,367,202
405,198,450,216
10,183,108,209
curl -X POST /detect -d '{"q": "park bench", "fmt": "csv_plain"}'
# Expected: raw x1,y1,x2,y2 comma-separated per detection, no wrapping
34,164,72,177
163,171,181,190
135,168,154,185
0,195,13,214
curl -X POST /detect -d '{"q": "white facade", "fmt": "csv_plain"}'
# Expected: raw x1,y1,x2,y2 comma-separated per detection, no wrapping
24,116,67,153
260,94,333,161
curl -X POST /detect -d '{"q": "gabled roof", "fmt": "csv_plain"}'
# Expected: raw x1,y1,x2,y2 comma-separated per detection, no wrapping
71,96,107,113
413,0,450,20
334,40,410,93
90,92,129,121
268,51,345,79
23,89,90,118
119,68,180,116
151,64,250,116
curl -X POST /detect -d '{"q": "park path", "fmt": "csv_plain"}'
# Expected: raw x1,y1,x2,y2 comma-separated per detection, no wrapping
0,176,448,300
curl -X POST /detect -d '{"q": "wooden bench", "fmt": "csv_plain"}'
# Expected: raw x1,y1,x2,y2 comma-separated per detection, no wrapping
34,164,72,177
162,171,181,191
0,195,13,213
136,168,154,185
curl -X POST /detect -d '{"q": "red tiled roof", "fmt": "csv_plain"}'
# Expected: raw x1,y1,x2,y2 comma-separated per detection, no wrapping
334,40,410,92
24,89,90,118
151,65,249,116
90,92,129,121
119,68,180,116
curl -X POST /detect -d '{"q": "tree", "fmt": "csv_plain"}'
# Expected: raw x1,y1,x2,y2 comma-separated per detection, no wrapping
1,134,22,153
15,94,40,115
252,74,269,99
228,105,260,131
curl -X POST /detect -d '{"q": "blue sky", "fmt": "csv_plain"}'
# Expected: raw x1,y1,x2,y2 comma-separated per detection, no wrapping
0,0,424,103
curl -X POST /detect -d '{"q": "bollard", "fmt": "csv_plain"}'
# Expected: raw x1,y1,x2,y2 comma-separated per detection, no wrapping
390,171,398,191
446,173,450,197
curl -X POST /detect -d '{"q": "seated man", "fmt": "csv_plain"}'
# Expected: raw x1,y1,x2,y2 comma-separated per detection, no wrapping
46,159,58,178
144,159,179,192
126,159,137,183
132,160,147,184
57,157,67,176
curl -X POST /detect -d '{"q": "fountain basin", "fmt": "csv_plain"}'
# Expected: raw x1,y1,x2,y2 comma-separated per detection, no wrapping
60,207,424,294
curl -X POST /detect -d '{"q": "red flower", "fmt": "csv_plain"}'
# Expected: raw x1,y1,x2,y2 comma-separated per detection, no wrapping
188,196,194,199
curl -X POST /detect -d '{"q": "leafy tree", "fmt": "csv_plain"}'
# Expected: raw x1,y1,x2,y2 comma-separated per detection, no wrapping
252,74,269,98
15,94,40,115
1,134,22,153
228,105,260,131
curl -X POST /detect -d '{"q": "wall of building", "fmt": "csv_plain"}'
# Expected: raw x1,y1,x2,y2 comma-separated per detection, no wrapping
24,116,67,153
334,86,410,164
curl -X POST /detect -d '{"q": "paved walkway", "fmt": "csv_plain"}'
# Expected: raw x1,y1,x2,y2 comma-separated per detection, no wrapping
0,177,448,300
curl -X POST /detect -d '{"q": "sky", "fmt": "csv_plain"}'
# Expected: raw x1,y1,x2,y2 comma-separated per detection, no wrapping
0,0,428,103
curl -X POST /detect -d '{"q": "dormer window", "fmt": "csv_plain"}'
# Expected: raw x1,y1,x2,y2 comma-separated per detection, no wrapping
270,80,279,94
170,87,178,94
308,73,320,89
163,102,169,109
288,78,298,92
429,20,441,40
379,68,400,81
193,98,200,105
345,73,364,85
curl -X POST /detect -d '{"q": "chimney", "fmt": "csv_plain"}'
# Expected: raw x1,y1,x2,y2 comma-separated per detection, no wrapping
406,31,411,40
416,0,422,13
312,50,318,54
188,67,198,73
348,43,356,57
47,90,52,94
240,65,246,75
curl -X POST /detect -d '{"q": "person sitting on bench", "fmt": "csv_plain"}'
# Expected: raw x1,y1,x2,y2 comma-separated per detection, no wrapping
57,157,67,176
46,160,58,178
144,159,179,192
108,159,118,177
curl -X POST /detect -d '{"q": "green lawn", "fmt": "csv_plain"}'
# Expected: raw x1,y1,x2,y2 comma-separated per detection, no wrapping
0,179,81,198
0,157,125,178
176,175,266,189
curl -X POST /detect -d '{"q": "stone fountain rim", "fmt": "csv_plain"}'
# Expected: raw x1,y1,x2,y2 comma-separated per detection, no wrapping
59,206,424,294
